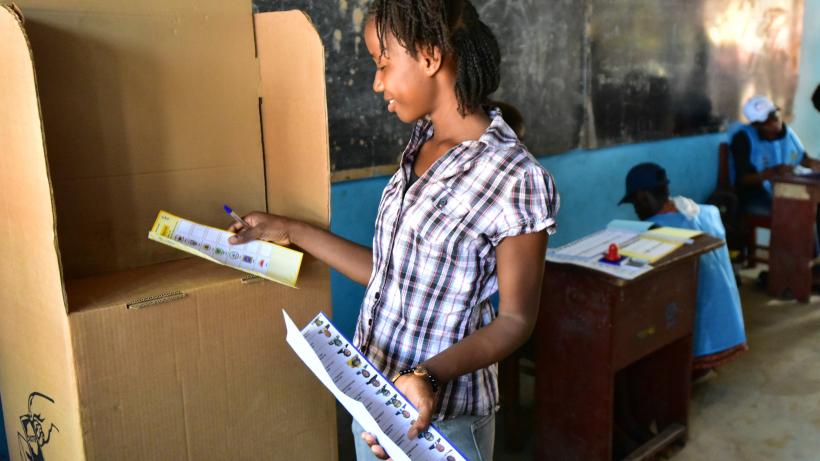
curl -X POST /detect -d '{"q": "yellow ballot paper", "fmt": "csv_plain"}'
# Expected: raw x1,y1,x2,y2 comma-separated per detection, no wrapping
644,226,703,242
619,236,682,263
148,210,302,287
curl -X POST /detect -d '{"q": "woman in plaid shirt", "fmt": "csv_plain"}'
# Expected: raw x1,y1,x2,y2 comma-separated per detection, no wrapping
230,1,558,459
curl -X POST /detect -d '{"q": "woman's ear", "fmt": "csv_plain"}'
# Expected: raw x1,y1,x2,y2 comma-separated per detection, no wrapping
419,45,444,77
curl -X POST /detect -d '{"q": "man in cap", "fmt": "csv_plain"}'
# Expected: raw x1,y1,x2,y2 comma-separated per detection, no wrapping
620,163,747,373
730,95,820,215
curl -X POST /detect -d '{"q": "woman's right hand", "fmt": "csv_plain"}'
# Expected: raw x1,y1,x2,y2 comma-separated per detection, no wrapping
228,211,294,246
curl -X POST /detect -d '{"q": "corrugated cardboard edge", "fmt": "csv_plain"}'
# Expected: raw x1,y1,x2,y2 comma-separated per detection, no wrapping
0,4,85,460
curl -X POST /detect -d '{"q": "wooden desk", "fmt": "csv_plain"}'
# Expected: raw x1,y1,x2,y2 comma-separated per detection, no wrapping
769,176,820,302
534,234,723,461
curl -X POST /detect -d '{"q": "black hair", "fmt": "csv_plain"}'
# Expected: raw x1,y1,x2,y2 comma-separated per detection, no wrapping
489,100,525,139
812,83,820,113
368,0,501,116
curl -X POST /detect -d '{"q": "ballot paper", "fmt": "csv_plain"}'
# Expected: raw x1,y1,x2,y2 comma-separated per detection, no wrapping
619,236,680,263
546,229,652,280
644,226,702,243
283,311,468,461
546,221,701,278
148,210,303,287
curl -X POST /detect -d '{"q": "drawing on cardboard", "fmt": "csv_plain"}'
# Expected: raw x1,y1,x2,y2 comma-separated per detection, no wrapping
17,392,59,461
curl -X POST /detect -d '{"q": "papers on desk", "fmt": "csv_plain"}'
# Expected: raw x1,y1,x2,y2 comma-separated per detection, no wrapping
283,311,468,461
547,229,653,280
619,237,680,263
644,227,702,243
546,221,704,279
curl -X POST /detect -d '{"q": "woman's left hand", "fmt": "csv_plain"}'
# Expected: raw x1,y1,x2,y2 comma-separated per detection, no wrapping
360,373,437,459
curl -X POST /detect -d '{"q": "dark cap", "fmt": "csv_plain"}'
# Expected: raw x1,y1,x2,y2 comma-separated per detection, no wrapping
619,162,669,204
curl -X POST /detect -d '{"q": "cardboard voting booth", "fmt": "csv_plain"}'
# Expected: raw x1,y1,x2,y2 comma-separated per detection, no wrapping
0,1,336,459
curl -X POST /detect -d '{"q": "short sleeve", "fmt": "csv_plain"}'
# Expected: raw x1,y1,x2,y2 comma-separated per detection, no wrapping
488,165,560,246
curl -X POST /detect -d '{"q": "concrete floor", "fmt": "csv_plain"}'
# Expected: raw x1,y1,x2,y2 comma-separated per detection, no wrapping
339,267,820,460
673,268,820,461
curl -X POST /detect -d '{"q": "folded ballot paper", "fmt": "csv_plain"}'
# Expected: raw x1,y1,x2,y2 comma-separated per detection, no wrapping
148,210,303,287
283,310,468,461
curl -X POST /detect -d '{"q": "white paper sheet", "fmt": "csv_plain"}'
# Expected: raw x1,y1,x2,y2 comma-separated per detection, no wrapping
620,237,679,262
283,311,469,461
546,229,652,280
549,229,639,260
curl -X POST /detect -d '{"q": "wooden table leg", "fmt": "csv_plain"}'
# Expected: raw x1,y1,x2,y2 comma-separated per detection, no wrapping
770,196,816,302
624,336,692,441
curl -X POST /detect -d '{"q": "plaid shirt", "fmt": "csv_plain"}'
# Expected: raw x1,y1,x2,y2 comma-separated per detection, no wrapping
353,109,559,420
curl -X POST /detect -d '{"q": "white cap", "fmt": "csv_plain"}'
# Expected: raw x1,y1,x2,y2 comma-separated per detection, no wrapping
743,95,777,123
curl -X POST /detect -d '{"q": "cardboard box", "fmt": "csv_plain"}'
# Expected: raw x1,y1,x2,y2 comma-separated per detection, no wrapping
0,2,336,459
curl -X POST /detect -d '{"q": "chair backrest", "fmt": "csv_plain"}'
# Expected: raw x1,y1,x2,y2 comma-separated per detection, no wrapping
717,142,731,191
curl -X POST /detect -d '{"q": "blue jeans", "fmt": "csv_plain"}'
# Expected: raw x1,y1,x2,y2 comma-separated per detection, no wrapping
351,413,495,461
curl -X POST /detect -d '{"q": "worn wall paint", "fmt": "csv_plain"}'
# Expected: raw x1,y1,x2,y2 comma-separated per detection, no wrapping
792,0,820,155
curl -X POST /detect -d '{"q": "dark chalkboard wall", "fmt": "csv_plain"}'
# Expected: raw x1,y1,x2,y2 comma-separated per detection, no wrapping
587,0,803,146
254,0,803,178
254,0,586,177
476,0,585,158
589,0,721,144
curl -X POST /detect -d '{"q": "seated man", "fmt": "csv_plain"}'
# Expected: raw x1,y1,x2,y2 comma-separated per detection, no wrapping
619,163,748,372
729,95,820,215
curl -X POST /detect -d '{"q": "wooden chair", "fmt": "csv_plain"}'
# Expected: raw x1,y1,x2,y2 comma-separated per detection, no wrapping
745,214,771,267
717,142,770,267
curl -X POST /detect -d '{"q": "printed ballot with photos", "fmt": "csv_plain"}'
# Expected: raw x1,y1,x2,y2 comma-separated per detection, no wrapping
0,3,336,460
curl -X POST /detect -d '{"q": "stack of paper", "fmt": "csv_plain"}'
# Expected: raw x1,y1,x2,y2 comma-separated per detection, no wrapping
546,220,703,279
619,237,681,263
547,228,652,280
644,226,702,242
148,210,303,287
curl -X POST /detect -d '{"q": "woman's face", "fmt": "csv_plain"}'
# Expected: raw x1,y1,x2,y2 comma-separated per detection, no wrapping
364,19,434,124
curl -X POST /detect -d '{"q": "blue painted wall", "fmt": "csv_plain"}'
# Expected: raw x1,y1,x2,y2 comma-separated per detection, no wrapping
792,0,820,155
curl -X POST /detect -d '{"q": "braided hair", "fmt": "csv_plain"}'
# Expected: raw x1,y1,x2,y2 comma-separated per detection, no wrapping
368,0,501,116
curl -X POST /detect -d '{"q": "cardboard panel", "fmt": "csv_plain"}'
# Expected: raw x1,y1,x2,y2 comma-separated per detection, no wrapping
256,12,331,228
53,168,262,279
66,258,241,313
69,257,337,460
0,6,85,460
15,0,266,276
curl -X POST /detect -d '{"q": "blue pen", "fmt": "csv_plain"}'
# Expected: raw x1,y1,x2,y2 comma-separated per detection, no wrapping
223,204,251,229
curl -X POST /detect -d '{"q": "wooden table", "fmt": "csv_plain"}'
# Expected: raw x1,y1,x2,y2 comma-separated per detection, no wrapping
534,234,723,461
769,175,820,302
